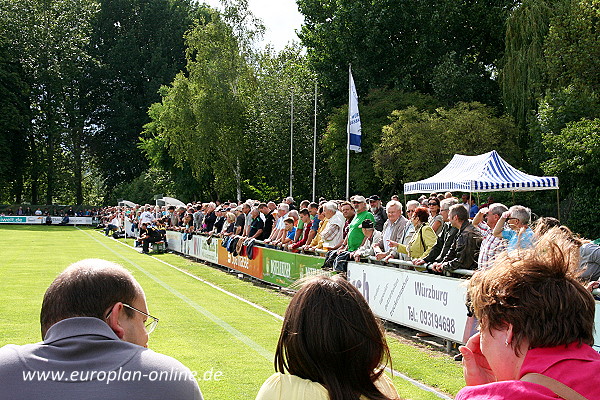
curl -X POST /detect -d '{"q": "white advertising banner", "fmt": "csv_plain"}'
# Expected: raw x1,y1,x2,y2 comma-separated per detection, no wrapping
0,215,94,225
201,238,218,264
166,231,183,253
594,303,600,353
195,235,218,264
124,219,137,238
347,262,474,343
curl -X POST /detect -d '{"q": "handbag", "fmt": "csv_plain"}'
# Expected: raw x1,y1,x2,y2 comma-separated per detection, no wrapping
521,373,589,400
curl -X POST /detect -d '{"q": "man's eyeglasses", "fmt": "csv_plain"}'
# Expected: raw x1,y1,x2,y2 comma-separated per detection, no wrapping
106,303,159,334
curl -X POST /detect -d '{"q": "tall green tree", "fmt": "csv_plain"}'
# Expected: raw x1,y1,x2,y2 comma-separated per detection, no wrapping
142,7,259,201
500,0,562,132
85,0,200,200
0,0,98,204
545,0,600,93
0,40,29,203
542,118,600,237
245,44,321,201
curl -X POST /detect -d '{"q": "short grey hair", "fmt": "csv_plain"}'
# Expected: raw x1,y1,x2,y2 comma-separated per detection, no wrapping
386,200,403,212
278,203,289,211
323,201,338,213
406,200,420,209
488,203,508,216
440,197,459,210
509,205,531,225
288,209,299,219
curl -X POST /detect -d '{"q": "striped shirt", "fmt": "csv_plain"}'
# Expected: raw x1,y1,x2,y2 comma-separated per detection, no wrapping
477,222,506,270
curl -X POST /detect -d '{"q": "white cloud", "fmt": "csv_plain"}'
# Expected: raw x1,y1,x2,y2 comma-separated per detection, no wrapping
199,0,304,51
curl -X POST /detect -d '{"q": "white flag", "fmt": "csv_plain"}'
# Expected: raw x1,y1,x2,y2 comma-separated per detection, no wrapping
347,67,362,153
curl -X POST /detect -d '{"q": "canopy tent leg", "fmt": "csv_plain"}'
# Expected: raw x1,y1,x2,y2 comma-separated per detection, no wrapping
556,189,561,221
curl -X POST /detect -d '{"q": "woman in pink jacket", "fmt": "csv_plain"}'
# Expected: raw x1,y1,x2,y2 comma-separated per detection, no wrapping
456,228,600,400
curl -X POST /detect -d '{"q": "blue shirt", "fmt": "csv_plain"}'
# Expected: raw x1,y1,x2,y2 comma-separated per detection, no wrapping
469,204,479,219
311,216,321,231
286,227,296,240
502,227,535,251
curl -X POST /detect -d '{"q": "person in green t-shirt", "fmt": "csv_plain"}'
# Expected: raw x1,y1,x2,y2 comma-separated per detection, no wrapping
341,195,375,252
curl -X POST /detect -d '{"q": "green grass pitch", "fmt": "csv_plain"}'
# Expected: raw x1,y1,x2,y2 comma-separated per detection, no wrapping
0,225,464,399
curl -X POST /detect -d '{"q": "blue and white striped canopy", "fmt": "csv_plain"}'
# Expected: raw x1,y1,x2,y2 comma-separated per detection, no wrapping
403,150,559,194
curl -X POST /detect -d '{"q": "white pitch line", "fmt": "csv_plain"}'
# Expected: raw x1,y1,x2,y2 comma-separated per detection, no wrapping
78,228,274,361
84,228,452,399
385,367,452,400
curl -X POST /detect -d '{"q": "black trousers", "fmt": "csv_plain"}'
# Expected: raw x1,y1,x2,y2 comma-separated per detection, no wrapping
142,237,160,252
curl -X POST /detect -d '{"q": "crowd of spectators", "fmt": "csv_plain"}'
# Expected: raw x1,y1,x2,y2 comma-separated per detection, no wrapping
92,193,600,285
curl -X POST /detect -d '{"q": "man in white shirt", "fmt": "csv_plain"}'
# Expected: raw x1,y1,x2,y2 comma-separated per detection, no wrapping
104,213,121,236
320,201,346,250
139,206,155,225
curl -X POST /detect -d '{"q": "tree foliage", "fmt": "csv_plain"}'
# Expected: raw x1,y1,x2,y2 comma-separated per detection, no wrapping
545,0,600,92
85,0,200,199
142,9,256,201
0,0,99,204
542,118,600,237
0,40,29,203
246,44,321,201
501,0,559,131
374,102,521,187
297,0,514,108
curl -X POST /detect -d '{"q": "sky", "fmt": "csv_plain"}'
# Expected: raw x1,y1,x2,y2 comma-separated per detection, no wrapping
201,0,305,52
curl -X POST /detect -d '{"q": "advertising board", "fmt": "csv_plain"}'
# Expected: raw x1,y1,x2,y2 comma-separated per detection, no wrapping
0,216,94,225
217,240,264,280
347,262,473,343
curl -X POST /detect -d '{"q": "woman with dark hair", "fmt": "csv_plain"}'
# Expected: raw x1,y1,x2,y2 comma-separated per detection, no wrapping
456,228,600,400
389,206,437,260
256,275,399,400
427,197,443,235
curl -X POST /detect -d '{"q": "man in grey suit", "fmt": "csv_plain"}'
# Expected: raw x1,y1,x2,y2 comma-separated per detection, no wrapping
0,259,203,400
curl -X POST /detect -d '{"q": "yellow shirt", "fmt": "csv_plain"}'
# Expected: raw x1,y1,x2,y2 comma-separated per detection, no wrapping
255,372,400,400
396,223,437,259
309,218,329,248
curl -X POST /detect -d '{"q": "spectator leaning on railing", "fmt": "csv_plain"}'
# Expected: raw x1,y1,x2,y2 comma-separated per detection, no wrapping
373,200,409,263
493,205,535,251
344,195,375,253
389,207,437,260
413,197,459,269
319,202,345,251
432,204,482,274
472,203,508,270
396,200,419,261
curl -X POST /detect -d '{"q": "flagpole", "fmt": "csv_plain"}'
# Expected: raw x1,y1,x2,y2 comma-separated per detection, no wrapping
290,89,294,197
312,79,317,202
346,65,351,200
